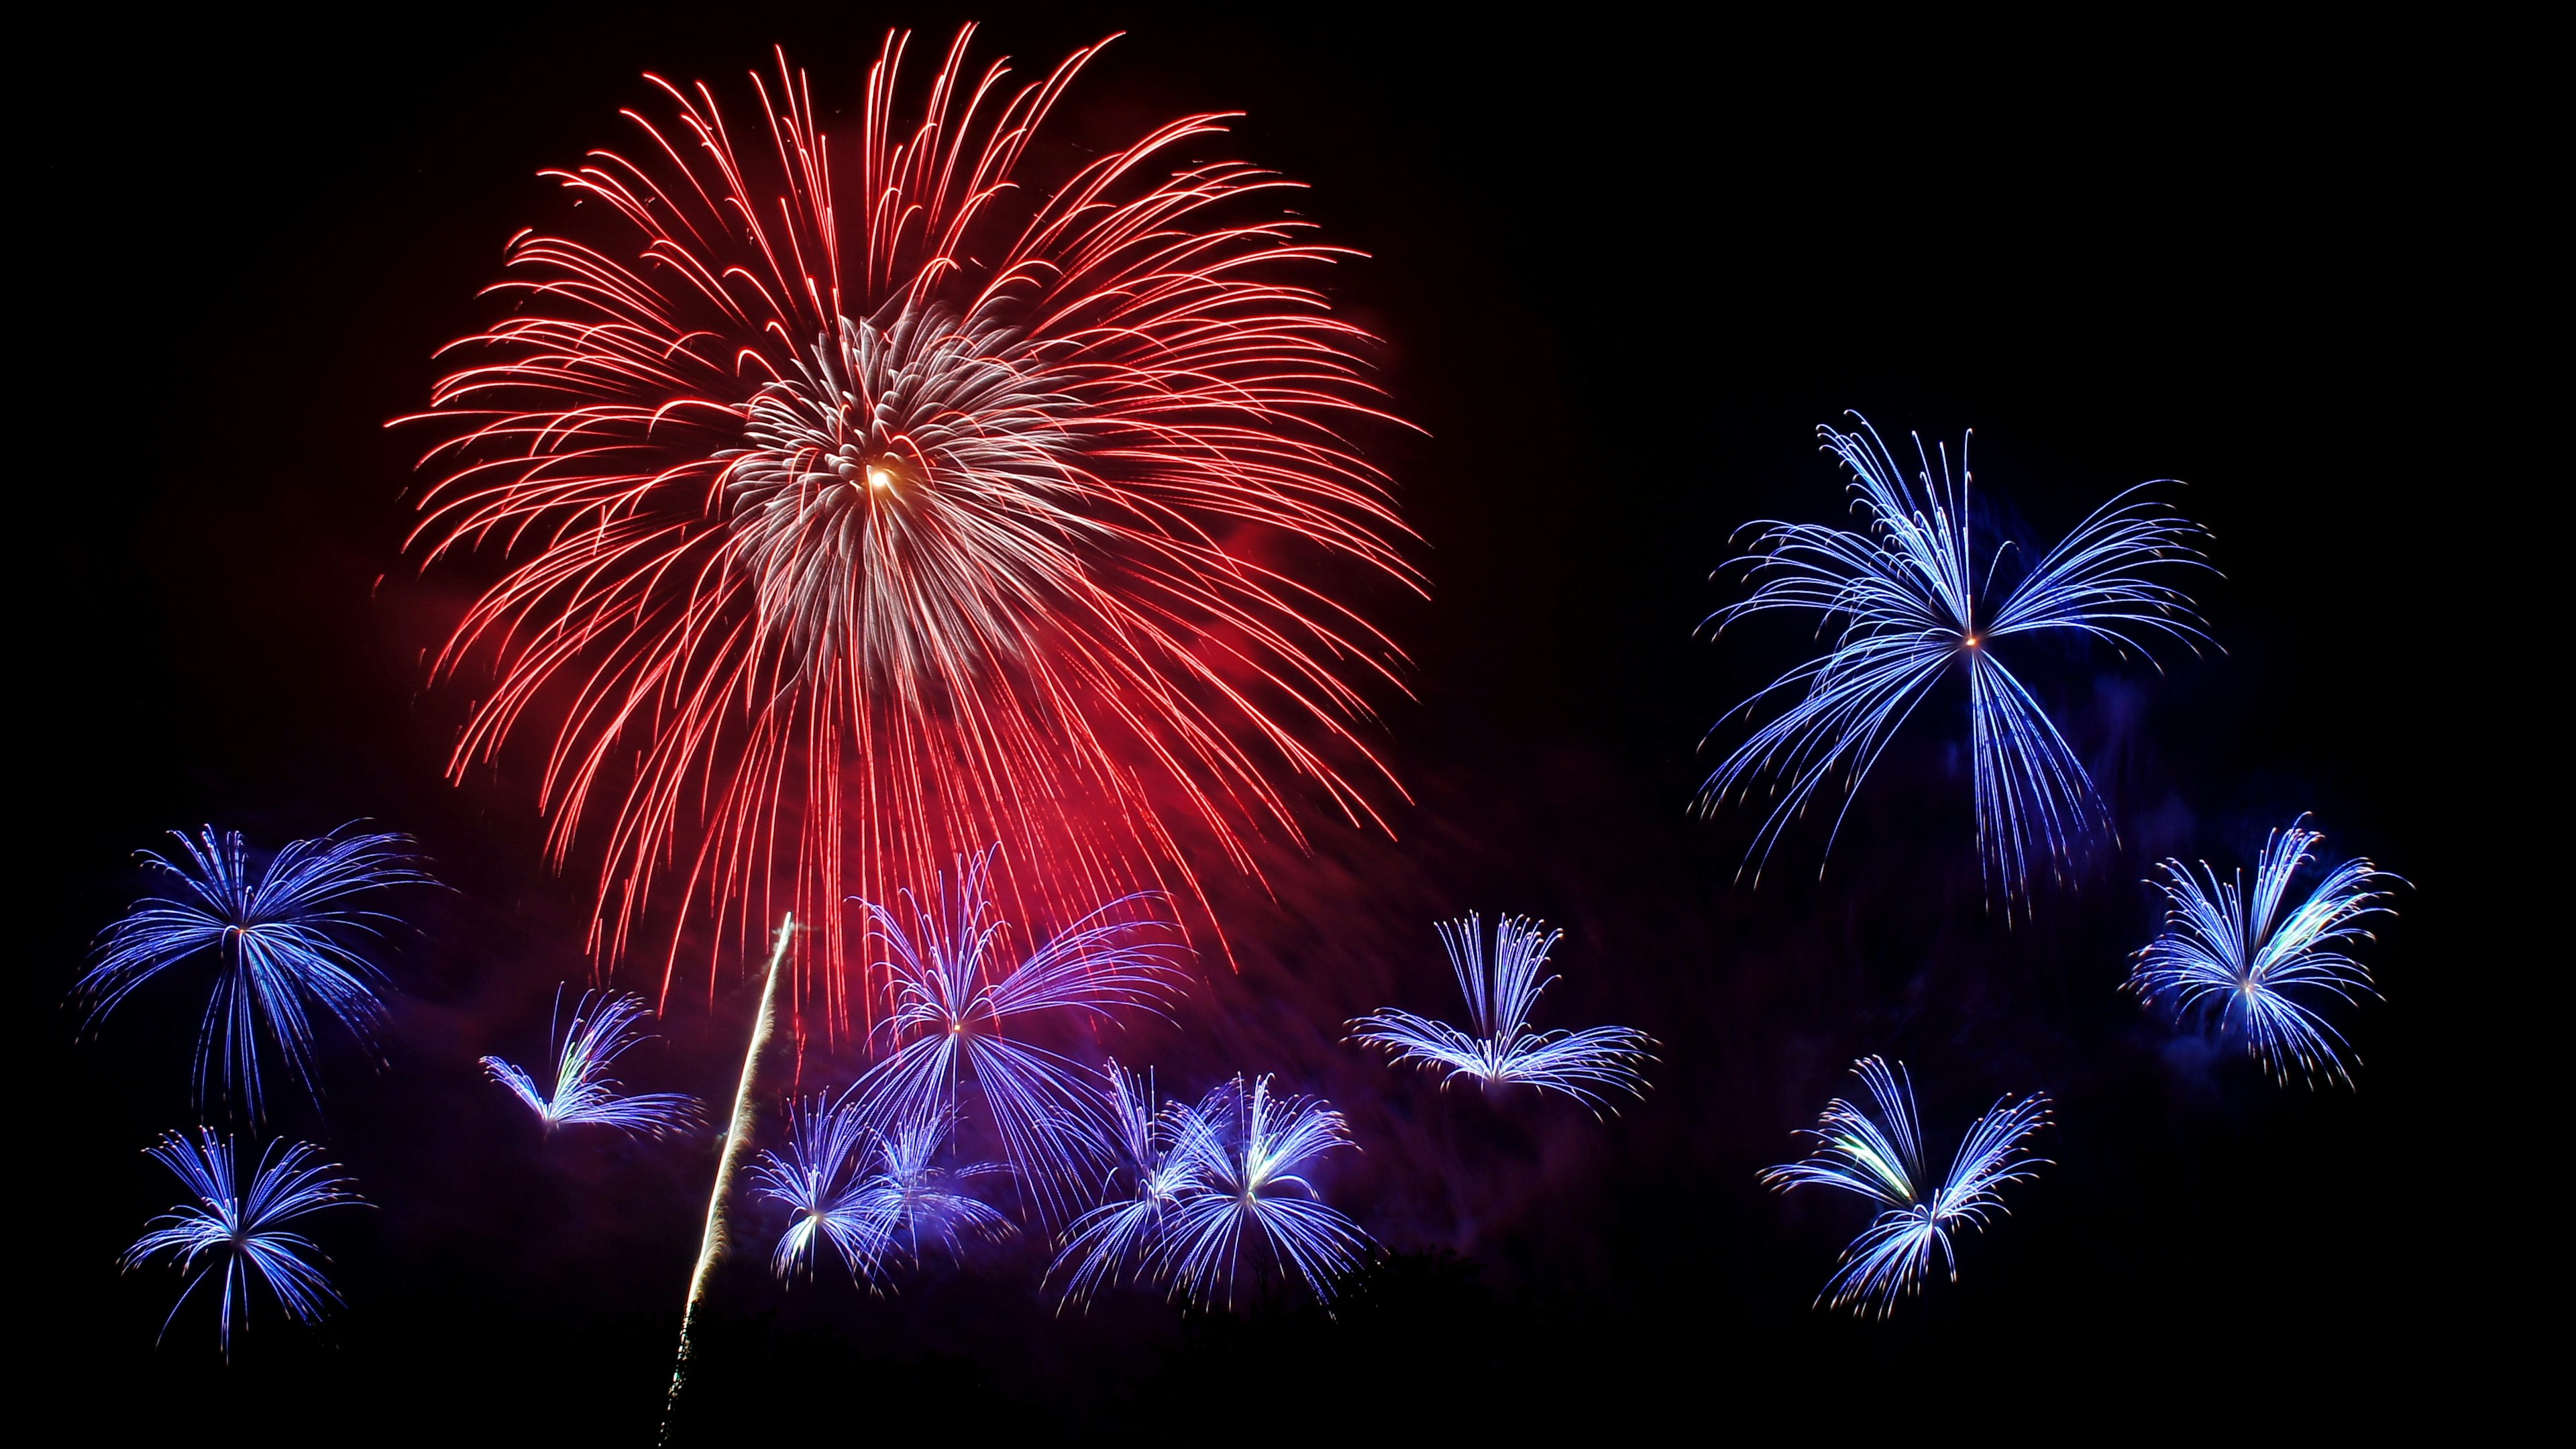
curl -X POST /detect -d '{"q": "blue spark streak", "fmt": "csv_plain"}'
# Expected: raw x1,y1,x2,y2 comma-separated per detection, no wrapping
1348,913,1653,1110
2127,816,2399,1087
1702,417,2208,908
850,847,1187,1222
76,824,439,1119
1763,1057,2049,1316
480,987,702,1136
120,1129,365,1358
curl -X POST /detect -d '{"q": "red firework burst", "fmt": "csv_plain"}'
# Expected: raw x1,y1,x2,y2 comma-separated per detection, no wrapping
402,26,1416,1025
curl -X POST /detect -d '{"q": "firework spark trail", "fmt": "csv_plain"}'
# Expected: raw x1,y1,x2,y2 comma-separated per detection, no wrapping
481,987,703,1136
121,1130,366,1359
2127,816,2400,1086
664,914,792,1439
1700,415,2209,908
1763,1057,2050,1316
1348,912,1654,1110
402,25,1417,1024
76,824,437,1120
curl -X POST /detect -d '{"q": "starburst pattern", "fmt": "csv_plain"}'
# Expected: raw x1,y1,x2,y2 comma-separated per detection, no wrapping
482,988,702,1136
1701,416,2208,907
402,25,1416,1014
2127,817,2399,1087
1763,1057,2049,1316
120,1130,366,1358
1348,913,1653,1110
76,824,437,1118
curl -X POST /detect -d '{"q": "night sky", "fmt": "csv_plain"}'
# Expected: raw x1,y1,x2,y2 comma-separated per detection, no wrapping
30,5,2517,1436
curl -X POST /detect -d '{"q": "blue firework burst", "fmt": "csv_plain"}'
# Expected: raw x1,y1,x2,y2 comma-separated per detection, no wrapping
76,824,439,1118
1348,913,1653,1110
1702,417,2208,907
1763,1057,2050,1316
1046,1062,1205,1309
481,987,702,1137
1153,1075,1371,1309
2127,816,2399,1087
849,847,1187,1222
121,1129,366,1358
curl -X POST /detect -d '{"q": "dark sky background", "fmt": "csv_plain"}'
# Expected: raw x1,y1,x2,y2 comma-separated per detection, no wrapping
27,3,2529,1437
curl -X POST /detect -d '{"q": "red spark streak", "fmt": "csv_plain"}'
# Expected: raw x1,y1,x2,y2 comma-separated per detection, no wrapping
400,28,1417,1030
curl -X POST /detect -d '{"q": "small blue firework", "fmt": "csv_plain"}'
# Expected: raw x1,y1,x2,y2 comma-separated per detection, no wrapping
848,1113,1016,1272
1348,913,1654,1110
121,1129,366,1358
1702,417,2208,908
1047,1062,1208,1309
1763,1057,2049,1316
749,1092,885,1282
2127,817,2399,1087
481,987,701,1136
1153,1075,1371,1309
851,847,1188,1222
77,824,438,1118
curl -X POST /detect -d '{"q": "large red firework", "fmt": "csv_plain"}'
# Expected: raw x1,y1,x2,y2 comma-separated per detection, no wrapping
405,27,1415,1025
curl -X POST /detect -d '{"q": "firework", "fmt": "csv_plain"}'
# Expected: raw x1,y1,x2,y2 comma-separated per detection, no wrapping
1763,1057,2049,1316
121,1130,365,1358
849,847,1187,1222
1046,1062,1206,1309
846,1113,1016,1272
76,824,437,1119
482,987,702,1136
1152,1075,1371,1308
748,1090,886,1282
1348,912,1653,1110
402,25,1416,1015
1701,416,2207,906
2127,817,2398,1087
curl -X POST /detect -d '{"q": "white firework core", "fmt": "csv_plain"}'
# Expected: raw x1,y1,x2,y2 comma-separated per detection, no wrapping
724,301,1093,684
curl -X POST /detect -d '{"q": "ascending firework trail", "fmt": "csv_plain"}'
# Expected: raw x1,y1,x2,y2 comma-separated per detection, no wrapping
665,914,794,1438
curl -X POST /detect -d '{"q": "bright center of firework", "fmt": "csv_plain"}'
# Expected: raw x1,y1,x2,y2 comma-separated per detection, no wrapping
867,465,894,490
1963,633,1982,649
